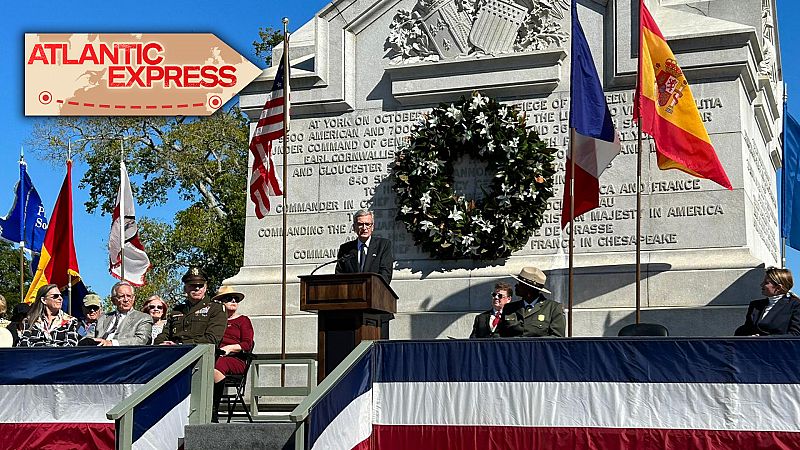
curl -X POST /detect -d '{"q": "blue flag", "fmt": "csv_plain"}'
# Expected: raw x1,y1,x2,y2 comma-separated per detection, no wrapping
0,161,49,271
783,113,800,250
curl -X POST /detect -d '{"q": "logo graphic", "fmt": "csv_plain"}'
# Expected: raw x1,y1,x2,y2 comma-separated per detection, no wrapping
25,33,262,116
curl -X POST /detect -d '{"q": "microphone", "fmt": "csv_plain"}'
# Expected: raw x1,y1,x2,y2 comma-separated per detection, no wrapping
310,253,355,276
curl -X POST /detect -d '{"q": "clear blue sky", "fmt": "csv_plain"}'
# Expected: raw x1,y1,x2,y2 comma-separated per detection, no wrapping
0,0,329,298
0,1,796,298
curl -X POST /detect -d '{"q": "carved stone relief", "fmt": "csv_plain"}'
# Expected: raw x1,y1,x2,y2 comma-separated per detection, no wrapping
385,0,569,63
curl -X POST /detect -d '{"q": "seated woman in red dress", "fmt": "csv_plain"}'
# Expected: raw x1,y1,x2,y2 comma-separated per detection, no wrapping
211,286,254,422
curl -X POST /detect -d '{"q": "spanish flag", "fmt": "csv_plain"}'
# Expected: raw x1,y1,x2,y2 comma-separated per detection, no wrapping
24,160,81,303
634,1,732,189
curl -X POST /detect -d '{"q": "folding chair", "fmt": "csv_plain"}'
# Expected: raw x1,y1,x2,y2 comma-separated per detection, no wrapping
617,323,669,336
219,352,254,423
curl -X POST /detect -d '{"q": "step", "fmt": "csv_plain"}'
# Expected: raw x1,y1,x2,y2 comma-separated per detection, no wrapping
184,423,296,450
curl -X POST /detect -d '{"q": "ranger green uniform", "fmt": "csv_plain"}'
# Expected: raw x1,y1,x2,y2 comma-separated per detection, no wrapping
154,296,226,345
154,266,226,345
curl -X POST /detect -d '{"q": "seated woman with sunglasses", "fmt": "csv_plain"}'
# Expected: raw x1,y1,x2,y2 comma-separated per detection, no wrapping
210,286,254,422
142,295,169,344
18,284,79,347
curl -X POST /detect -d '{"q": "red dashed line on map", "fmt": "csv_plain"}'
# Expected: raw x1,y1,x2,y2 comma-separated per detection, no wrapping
41,92,213,111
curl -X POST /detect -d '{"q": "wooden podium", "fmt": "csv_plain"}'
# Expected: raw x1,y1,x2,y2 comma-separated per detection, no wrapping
299,273,398,381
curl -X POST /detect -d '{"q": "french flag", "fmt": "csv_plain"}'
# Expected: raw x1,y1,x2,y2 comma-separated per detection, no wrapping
561,1,621,228
0,346,195,450
307,339,800,449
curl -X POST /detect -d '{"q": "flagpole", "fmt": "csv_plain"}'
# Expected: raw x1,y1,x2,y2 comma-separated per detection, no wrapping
120,140,126,282
782,83,788,268
67,141,72,315
634,0,644,324
280,17,290,386
19,148,25,305
568,134,575,337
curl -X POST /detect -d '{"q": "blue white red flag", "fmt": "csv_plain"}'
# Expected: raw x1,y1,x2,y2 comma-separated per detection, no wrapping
249,56,286,218
0,346,195,450
561,1,621,227
308,339,800,449
0,158,48,271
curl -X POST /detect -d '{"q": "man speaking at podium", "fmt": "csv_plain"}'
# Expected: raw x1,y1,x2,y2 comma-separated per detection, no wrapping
336,209,394,284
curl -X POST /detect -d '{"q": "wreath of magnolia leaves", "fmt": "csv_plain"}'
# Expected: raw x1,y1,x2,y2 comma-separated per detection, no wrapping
391,92,555,260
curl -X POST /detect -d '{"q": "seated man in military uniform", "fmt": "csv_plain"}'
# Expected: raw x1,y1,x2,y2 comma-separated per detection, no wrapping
154,267,226,346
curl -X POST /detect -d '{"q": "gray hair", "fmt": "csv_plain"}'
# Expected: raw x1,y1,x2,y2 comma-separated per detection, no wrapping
352,209,374,223
111,281,134,297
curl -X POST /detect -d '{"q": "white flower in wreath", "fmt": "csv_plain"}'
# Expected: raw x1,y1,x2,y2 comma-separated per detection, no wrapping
460,130,472,143
511,220,523,230
502,137,519,156
473,216,494,233
470,93,488,110
420,191,432,210
499,106,508,120
420,220,435,233
475,112,488,128
448,206,464,222
461,234,476,247
427,114,439,127
446,105,463,122
424,160,440,173
401,205,414,214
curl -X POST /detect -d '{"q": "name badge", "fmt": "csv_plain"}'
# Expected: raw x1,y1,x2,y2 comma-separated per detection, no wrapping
537,314,545,321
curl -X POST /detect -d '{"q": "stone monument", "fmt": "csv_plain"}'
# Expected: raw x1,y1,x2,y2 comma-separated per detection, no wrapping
230,0,784,355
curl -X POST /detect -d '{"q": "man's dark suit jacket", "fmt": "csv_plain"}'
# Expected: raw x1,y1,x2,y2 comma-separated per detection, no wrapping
470,309,501,338
734,294,800,336
499,296,566,337
335,236,394,283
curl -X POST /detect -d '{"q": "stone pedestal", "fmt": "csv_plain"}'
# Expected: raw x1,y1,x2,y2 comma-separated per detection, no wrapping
229,0,784,356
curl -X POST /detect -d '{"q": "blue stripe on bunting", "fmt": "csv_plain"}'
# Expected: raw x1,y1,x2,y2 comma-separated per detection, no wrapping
132,366,192,442
0,346,194,385
373,338,800,384
308,348,372,448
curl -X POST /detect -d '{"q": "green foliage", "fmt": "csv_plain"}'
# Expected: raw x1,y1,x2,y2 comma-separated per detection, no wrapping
253,27,285,66
0,242,28,316
28,108,249,301
392,92,555,260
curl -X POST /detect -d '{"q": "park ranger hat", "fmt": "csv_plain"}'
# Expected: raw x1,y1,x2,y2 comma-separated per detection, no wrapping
181,266,208,284
212,285,245,303
511,267,551,294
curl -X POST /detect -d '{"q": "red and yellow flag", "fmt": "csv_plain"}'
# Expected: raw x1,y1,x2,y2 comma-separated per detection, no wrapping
634,2,732,189
24,160,81,303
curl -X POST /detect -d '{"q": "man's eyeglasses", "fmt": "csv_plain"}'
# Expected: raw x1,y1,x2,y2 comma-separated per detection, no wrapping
491,292,508,299
147,305,164,311
187,283,205,290
84,305,100,312
221,297,241,304
47,293,63,299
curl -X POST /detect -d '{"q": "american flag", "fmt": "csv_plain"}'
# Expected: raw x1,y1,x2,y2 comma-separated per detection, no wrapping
249,57,286,218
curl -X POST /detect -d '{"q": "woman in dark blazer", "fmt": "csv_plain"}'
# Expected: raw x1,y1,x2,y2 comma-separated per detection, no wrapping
735,267,800,336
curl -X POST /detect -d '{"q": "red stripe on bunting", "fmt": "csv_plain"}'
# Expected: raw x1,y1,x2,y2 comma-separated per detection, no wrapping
0,423,115,450
372,425,800,450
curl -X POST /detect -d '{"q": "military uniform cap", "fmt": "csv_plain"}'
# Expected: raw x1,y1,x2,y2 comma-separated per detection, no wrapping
182,266,208,283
